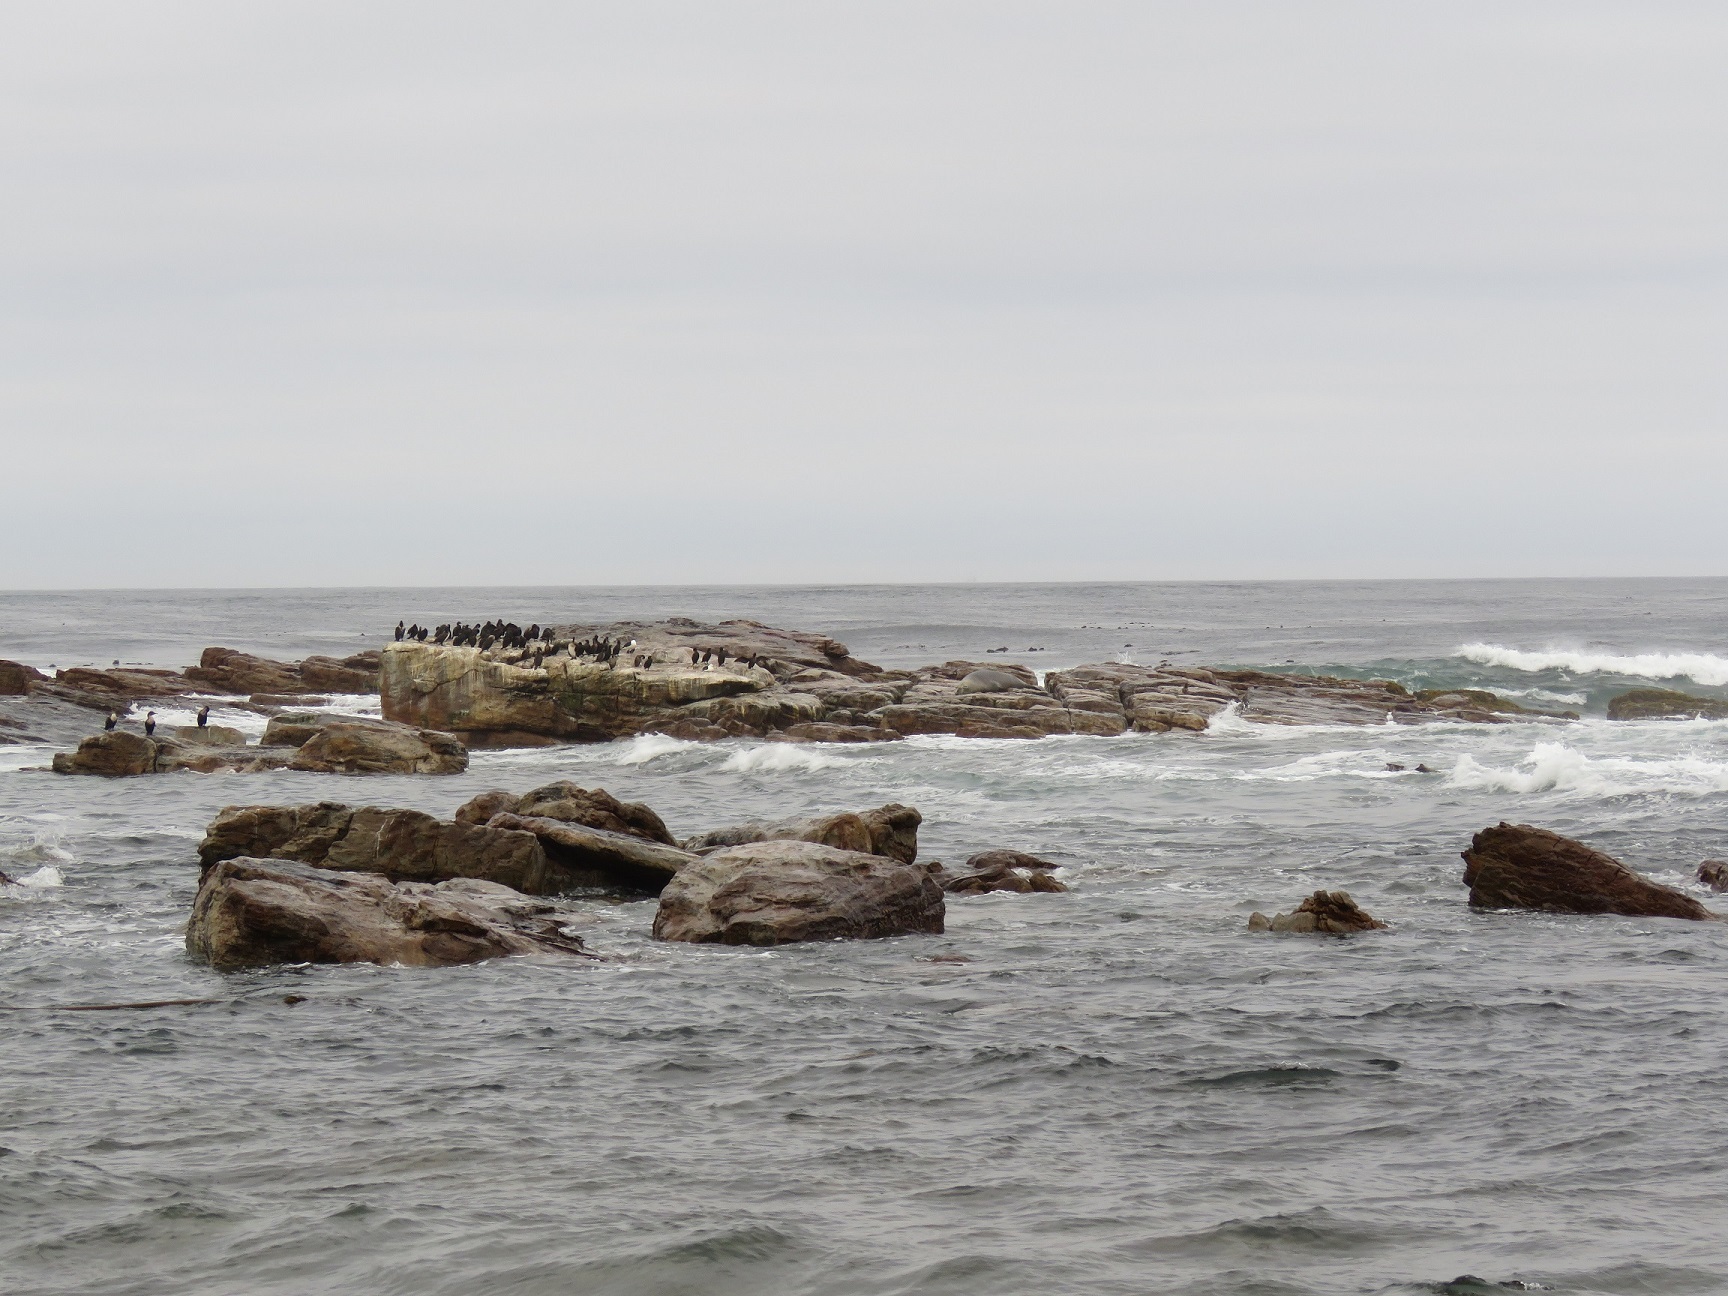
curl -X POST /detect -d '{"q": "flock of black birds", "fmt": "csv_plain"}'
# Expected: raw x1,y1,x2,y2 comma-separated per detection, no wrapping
391,621,770,673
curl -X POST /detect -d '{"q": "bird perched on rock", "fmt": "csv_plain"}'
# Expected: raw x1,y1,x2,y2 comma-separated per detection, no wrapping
196,705,210,728
104,711,118,731
144,711,156,736
394,621,405,641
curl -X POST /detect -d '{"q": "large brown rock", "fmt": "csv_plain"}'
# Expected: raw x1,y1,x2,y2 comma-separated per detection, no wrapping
485,813,697,893
288,719,468,775
0,660,45,695
51,730,162,776
186,648,380,697
652,840,945,945
187,857,591,970
682,803,921,864
511,781,676,845
940,848,1069,895
199,802,560,893
1247,890,1386,933
1461,823,1716,920
1606,688,1728,721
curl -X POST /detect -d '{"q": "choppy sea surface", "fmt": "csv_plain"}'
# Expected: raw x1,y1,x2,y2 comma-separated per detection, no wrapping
4,579,1728,1296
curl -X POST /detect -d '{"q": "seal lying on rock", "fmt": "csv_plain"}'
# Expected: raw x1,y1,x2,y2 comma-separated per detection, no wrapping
1248,890,1386,934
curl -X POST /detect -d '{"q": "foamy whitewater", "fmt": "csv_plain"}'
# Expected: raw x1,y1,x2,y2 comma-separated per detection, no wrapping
4,579,1728,1296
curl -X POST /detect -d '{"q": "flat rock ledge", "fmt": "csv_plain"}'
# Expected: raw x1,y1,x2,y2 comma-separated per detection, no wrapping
1248,890,1386,933
1606,688,1728,721
187,857,592,970
377,618,1575,747
652,840,945,945
51,714,466,777
1461,823,1717,920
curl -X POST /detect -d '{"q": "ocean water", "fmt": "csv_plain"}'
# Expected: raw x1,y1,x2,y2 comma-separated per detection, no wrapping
4,579,1728,1296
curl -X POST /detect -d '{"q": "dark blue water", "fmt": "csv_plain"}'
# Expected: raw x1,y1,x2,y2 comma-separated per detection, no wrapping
4,580,1728,1295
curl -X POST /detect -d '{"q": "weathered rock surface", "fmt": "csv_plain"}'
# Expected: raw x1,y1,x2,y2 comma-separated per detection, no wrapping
1606,688,1728,721
187,856,591,970
940,849,1069,895
0,660,45,695
1699,861,1728,892
1461,823,1716,920
1247,890,1386,933
51,730,164,776
652,840,945,945
380,620,1569,746
681,803,921,864
289,719,467,775
187,647,379,697
173,724,249,747
199,802,560,892
486,812,697,892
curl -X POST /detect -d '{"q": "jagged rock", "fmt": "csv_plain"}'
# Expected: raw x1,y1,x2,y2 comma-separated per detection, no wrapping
1247,890,1386,933
681,803,921,865
454,789,524,826
512,782,676,844
299,652,381,694
652,840,945,945
485,813,696,892
1699,861,1728,892
187,856,591,970
285,719,468,774
1606,688,1728,721
260,712,329,746
51,730,162,776
172,724,249,747
940,851,1069,896
53,665,201,700
199,802,562,893
0,660,45,695
1461,823,1715,920
186,647,379,697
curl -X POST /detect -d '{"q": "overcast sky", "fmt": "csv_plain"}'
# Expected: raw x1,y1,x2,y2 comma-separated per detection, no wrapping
1,1,1723,588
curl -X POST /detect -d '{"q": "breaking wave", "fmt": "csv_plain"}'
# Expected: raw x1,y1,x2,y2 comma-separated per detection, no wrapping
1456,643,1728,687
721,744,849,773
614,734,692,765
1448,741,1728,798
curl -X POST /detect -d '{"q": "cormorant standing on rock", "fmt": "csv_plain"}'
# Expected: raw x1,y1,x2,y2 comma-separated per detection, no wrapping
395,621,405,641
144,711,156,736
197,705,210,728
104,711,118,731
716,648,727,667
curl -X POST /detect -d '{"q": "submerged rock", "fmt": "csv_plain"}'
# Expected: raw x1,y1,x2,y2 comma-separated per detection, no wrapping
941,849,1069,895
1247,890,1386,933
187,856,591,970
1699,861,1728,892
1606,688,1728,721
1461,823,1715,920
652,840,945,945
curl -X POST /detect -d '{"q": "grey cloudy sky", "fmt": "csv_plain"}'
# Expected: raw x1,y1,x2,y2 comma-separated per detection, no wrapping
1,1,1723,588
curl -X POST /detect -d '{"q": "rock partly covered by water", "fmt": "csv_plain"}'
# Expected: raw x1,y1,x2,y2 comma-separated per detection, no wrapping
187,857,592,970
378,621,1573,746
1247,890,1387,933
940,849,1069,895
653,839,945,945
1461,823,1716,920
51,715,467,776
1699,862,1728,892
682,804,922,863
1606,688,1728,721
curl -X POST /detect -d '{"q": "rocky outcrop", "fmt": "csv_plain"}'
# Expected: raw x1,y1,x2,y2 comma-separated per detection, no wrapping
187,857,592,970
1699,862,1728,892
173,724,249,747
289,720,466,775
1247,890,1386,933
681,803,921,864
0,661,45,695
1461,823,1716,920
1606,688,1728,721
380,619,1568,746
186,647,379,696
940,850,1069,895
51,730,164,776
200,797,689,894
199,802,559,892
652,840,944,945
486,813,696,892
490,781,676,844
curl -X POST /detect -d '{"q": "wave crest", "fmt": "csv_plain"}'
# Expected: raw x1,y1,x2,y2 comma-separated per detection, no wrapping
1448,741,1728,798
1456,643,1728,687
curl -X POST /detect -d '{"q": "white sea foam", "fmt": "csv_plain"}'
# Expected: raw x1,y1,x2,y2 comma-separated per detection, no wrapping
1457,643,1728,687
614,734,692,765
1204,703,1258,736
721,744,847,773
1447,741,1728,798
2,838,73,866
6,864,65,888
